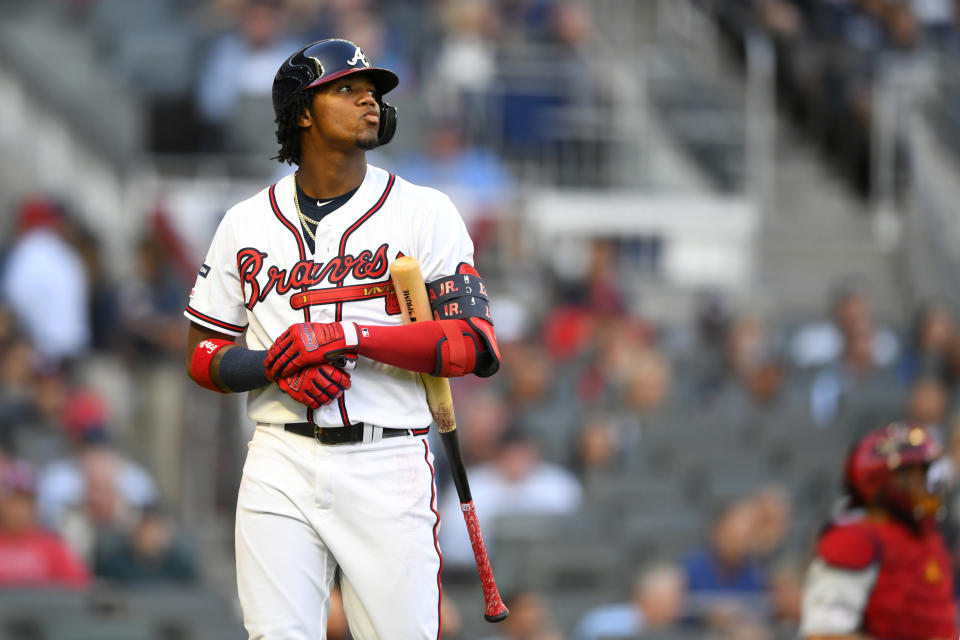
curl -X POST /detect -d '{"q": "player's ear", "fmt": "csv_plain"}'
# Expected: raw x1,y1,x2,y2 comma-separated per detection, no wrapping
298,105,313,129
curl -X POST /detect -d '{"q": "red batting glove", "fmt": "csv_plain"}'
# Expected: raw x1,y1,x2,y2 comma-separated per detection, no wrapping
277,363,351,409
265,322,359,381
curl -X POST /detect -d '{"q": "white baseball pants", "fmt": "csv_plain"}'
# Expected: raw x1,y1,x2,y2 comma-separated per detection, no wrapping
235,425,443,639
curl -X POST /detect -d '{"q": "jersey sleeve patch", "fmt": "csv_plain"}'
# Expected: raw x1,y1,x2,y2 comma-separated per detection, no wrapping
817,524,879,570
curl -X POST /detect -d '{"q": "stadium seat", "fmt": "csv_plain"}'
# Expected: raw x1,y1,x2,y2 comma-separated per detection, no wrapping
225,96,278,156
43,616,155,640
0,588,89,617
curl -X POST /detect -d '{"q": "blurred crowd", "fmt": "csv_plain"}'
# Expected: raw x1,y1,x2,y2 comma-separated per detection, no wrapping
430,234,960,638
25,0,619,187
2,0,960,638
0,196,199,592
713,0,960,196
4,190,960,638
47,0,605,163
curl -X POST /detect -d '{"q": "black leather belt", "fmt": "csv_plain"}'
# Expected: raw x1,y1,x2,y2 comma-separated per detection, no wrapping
283,422,429,445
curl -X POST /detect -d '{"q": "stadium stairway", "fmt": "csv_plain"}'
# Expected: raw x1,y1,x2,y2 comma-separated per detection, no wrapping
754,123,907,325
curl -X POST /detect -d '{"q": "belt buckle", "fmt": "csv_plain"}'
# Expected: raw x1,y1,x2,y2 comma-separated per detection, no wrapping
314,424,356,446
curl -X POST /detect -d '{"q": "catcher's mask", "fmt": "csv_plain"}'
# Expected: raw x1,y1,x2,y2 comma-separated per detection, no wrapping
845,422,947,527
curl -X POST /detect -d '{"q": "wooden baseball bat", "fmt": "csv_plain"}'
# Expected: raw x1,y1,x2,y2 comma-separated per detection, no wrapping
390,256,509,624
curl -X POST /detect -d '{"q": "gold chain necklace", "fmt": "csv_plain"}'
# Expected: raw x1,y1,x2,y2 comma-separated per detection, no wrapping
293,173,320,241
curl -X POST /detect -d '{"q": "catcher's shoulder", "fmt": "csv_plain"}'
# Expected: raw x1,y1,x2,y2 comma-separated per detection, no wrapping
816,517,878,569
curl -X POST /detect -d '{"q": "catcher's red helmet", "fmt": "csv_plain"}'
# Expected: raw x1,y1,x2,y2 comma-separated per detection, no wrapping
845,422,943,522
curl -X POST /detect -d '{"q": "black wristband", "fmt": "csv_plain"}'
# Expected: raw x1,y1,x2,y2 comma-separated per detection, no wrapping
218,348,270,392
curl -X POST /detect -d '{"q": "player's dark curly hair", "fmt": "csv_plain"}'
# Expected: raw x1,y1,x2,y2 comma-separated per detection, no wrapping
273,89,316,166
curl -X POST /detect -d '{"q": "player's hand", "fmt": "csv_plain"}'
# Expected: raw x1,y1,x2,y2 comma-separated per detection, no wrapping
277,363,351,409
266,322,357,380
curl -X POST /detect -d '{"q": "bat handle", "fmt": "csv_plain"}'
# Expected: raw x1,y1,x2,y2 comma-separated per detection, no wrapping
440,430,472,503
461,501,510,622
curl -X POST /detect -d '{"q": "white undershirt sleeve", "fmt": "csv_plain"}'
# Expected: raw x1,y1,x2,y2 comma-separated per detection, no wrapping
800,558,878,635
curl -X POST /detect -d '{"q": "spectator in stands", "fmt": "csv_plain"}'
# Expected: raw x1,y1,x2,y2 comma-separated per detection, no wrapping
908,0,957,45
120,234,188,364
592,320,658,409
0,305,16,343
570,562,688,640
768,560,804,636
563,242,659,408
808,316,903,431
0,459,90,589
898,300,956,386
748,484,793,563
499,342,581,463
573,411,624,474
394,119,515,239
2,368,70,465
68,220,121,353
695,311,766,408
195,0,298,147
789,281,899,371
940,414,960,574
543,1,602,112
437,427,582,569
336,8,412,95
494,0,609,182
119,233,190,502
614,347,676,442
682,498,769,627
903,376,950,441
429,0,501,131
701,313,804,432
478,589,562,640
36,390,157,562
453,388,510,468
93,503,197,584
0,331,39,457
0,197,90,364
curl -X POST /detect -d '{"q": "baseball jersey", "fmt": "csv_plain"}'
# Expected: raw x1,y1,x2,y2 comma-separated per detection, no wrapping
185,165,475,428
801,514,958,638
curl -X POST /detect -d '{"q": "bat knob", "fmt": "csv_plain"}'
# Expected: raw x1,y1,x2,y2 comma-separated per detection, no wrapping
484,607,509,623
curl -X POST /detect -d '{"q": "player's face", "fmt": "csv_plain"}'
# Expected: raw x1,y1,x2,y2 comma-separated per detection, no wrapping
302,74,381,151
893,463,943,520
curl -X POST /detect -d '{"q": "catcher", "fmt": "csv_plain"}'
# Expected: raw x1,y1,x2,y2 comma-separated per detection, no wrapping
800,422,957,639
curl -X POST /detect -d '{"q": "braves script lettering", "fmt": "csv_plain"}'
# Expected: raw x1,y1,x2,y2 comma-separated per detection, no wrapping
238,243,389,310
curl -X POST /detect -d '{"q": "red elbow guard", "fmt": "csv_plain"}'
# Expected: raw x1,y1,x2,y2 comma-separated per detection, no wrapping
435,320,477,377
356,319,488,378
427,263,500,377
190,338,232,393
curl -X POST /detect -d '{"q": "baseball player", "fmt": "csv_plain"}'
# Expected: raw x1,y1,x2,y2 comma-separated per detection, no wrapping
183,39,500,640
800,423,957,640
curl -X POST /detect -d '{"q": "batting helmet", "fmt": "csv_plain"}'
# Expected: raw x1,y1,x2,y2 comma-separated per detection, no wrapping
845,422,944,524
272,39,399,146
